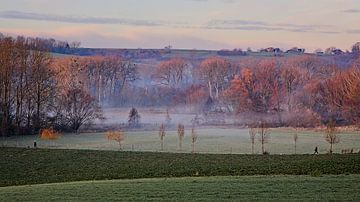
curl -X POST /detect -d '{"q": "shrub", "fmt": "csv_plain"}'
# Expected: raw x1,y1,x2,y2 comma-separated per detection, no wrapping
39,129,60,140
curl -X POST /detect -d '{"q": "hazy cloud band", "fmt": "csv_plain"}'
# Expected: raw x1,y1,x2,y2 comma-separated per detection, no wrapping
0,10,342,34
0,10,161,26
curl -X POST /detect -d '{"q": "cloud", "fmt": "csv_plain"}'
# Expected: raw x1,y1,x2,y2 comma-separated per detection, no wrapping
0,10,340,34
0,26,229,50
343,9,360,13
208,19,267,26
205,19,335,33
0,10,162,26
347,29,360,34
188,0,235,3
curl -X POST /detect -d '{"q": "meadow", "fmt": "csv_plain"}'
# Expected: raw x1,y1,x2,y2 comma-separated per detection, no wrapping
1,175,359,201
1,127,359,154
1,147,359,187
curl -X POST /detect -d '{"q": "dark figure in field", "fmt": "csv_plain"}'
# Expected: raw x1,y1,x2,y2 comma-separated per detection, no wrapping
33,140,37,148
314,146,318,154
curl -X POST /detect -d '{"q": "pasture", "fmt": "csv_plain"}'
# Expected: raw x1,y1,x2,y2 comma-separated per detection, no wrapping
1,127,359,154
1,175,359,201
1,147,359,187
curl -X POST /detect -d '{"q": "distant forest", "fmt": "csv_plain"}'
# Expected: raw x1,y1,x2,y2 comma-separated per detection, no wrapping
0,33,359,136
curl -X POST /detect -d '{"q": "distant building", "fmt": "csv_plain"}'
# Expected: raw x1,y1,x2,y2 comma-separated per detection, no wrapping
331,49,344,55
260,47,283,53
286,47,305,54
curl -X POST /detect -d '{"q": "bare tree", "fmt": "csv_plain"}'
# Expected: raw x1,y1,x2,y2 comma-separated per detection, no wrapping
29,42,54,133
293,133,298,154
324,121,340,154
258,121,270,154
159,123,166,151
191,126,198,153
199,56,231,99
177,124,185,151
249,127,257,154
57,88,103,133
165,108,171,125
154,57,187,88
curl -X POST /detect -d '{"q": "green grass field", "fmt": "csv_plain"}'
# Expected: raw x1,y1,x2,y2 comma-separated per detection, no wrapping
1,128,360,154
1,175,359,201
1,147,360,187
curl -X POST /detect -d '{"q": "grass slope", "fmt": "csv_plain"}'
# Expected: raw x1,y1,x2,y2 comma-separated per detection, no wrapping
1,175,359,201
3,128,360,154
1,147,360,187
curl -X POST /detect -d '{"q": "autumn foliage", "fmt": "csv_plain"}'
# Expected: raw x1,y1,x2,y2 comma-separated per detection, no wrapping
2,33,360,139
40,129,60,140
106,130,125,149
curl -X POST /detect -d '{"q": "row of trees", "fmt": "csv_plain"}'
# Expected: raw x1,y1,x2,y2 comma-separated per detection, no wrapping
151,55,360,127
222,56,359,126
105,123,198,153
105,121,339,154
0,36,106,136
1,36,56,136
249,120,341,154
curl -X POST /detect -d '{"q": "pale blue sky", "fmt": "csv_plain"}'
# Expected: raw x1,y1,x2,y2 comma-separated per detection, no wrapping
0,0,359,51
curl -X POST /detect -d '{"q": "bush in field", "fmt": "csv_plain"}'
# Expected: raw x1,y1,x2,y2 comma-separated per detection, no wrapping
39,129,60,147
159,124,166,151
177,124,185,151
106,130,125,150
128,108,141,128
324,121,340,154
40,129,60,140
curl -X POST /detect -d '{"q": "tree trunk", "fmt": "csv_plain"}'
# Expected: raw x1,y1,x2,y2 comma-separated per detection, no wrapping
215,84,219,99
208,81,213,98
330,143,333,154
252,143,254,154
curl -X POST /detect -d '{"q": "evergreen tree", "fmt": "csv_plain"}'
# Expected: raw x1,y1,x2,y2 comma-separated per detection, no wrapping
128,108,141,128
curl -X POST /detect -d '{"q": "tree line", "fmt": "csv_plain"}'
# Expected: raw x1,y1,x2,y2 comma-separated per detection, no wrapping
1,34,359,137
151,55,359,127
0,35,137,136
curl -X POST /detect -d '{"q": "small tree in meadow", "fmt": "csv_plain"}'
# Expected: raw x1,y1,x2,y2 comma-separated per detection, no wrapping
258,121,270,154
177,124,185,151
324,121,340,154
191,126,198,153
293,133,298,154
165,109,172,125
106,130,125,150
159,123,166,151
128,108,141,128
249,127,257,154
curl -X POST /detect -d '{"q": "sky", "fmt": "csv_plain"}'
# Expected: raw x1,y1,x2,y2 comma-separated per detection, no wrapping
0,0,359,51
